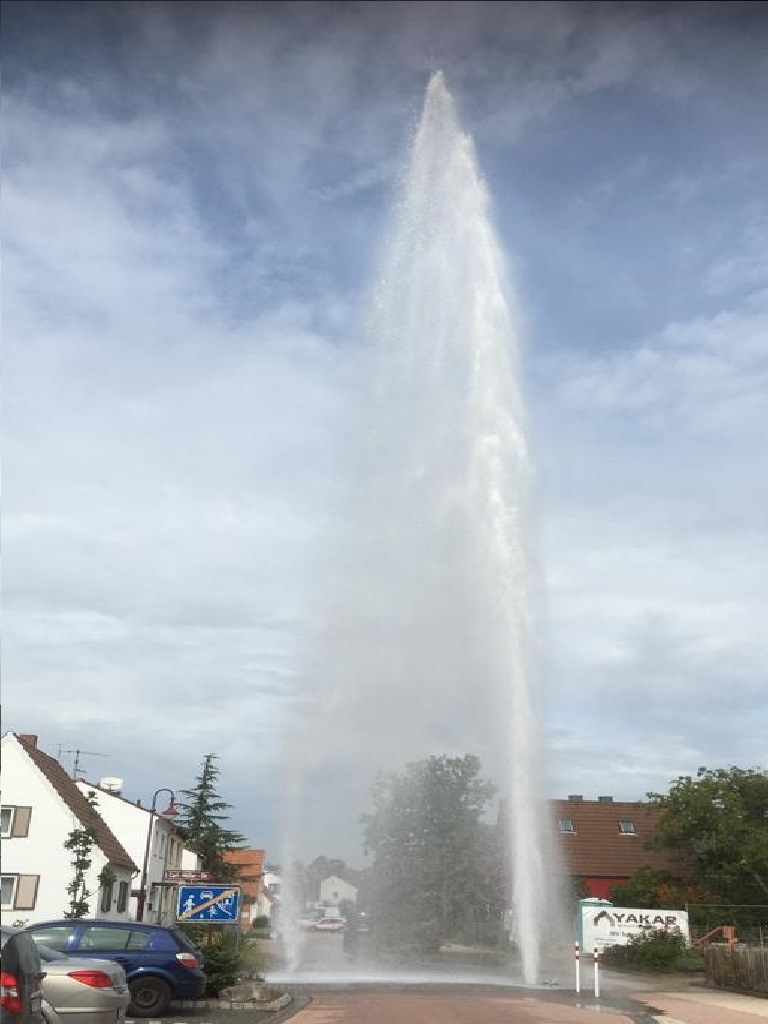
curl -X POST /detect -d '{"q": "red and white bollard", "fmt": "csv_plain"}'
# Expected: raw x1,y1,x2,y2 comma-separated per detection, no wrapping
573,940,581,993
593,946,600,998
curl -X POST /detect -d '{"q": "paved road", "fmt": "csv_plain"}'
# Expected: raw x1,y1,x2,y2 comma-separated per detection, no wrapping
290,990,638,1024
126,933,768,1024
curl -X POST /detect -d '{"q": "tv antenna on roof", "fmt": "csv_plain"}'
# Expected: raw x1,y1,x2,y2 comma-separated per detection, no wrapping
58,747,109,780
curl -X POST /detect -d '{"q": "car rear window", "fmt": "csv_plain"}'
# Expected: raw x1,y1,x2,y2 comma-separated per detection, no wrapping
80,926,151,951
171,929,201,954
137,929,175,952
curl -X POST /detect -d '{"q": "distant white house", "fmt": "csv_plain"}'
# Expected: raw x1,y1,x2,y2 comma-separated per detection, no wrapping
1,733,137,925
75,780,194,925
250,871,281,925
319,875,357,907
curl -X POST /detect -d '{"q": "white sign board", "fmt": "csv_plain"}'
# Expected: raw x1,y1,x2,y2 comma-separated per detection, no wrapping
581,905,690,953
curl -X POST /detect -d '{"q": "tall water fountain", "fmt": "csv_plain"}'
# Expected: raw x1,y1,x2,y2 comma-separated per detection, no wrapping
284,71,550,986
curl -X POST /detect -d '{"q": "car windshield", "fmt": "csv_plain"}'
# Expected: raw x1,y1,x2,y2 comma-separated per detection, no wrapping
36,946,65,963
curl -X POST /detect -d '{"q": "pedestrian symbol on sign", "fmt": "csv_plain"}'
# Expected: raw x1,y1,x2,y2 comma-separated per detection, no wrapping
176,885,241,923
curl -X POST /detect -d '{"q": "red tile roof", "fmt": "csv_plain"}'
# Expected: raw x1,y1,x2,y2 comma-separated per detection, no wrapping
223,849,264,890
552,798,680,878
17,735,137,871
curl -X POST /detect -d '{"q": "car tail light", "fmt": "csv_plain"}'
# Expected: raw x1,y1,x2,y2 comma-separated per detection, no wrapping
1,971,24,1014
67,971,115,989
175,952,200,970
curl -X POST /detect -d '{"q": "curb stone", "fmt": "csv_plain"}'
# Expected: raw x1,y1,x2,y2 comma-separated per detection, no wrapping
127,993,305,1022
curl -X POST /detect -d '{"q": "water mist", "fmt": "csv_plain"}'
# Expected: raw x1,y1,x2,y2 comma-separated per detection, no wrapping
283,71,550,987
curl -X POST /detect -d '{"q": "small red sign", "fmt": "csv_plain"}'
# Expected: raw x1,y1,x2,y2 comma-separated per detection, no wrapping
164,869,215,882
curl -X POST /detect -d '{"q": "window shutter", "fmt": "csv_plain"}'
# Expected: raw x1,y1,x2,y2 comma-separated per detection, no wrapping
15,875,40,910
10,807,32,837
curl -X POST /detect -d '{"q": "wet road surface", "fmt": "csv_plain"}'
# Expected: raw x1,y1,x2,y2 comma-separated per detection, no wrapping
290,990,638,1023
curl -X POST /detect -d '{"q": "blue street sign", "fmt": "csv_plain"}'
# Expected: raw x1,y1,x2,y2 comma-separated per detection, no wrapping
176,884,241,922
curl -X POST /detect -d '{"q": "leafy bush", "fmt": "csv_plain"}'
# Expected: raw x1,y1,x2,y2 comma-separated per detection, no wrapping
199,932,244,995
178,923,208,948
601,930,701,972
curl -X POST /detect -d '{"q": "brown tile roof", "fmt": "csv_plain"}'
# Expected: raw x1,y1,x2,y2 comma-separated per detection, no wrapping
223,849,265,898
17,735,137,871
223,849,265,868
552,798,681,878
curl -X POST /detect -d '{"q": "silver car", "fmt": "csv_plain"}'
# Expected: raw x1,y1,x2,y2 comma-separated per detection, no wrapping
35,944,129,1024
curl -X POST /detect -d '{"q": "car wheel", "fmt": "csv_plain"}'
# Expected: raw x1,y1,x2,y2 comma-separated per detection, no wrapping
128,977,172,1017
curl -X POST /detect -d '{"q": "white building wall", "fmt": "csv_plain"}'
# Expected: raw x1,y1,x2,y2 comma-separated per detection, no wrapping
319,875,357,906
180,847,201,871
253,872,281,922
0,736,133,925
76,783,183,925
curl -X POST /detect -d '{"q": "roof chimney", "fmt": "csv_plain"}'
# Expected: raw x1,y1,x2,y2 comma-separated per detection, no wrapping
18,734,38,748
568,794,584,802
598,795,613,803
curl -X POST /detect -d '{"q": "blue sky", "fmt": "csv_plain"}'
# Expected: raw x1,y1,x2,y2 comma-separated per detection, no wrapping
4,1,767,859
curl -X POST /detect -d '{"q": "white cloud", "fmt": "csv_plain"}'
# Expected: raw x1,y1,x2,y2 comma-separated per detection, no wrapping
2,77,358,838
555,298,768,437
4,0,767,855
537,289,768,797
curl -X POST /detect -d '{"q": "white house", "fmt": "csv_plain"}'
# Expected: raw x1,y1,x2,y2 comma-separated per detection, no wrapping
75,780,193,926
251,870,281,925
1,733,137,925
319,875,357,907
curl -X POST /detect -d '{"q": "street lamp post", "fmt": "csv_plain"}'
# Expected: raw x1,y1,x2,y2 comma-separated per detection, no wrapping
136,788,178,922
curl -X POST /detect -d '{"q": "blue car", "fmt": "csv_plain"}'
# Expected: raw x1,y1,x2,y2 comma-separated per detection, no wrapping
23,921,206,1018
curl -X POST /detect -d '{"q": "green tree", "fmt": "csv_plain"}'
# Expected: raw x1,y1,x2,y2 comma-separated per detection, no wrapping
568,875,589,906
610,867,683,908
176,754,245,882
648,766,768,925
63,791,99,918
362,754,502,951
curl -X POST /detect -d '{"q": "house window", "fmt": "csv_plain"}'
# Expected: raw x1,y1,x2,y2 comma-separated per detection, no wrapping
558,817,575,833
619,819,636,834
1,875,17,908
100,879,114,913
0,875,39,911
158,834,166,858
1,807,31,837
116,880,129,913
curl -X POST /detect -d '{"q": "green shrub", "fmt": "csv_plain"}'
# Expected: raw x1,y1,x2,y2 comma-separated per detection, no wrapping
601,930,700,972
676,946,705,972
199,932,244,995
177,923,208,948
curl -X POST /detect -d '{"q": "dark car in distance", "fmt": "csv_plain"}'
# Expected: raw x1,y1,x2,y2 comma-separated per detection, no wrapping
22,922,205,1018
0,928,45,1024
